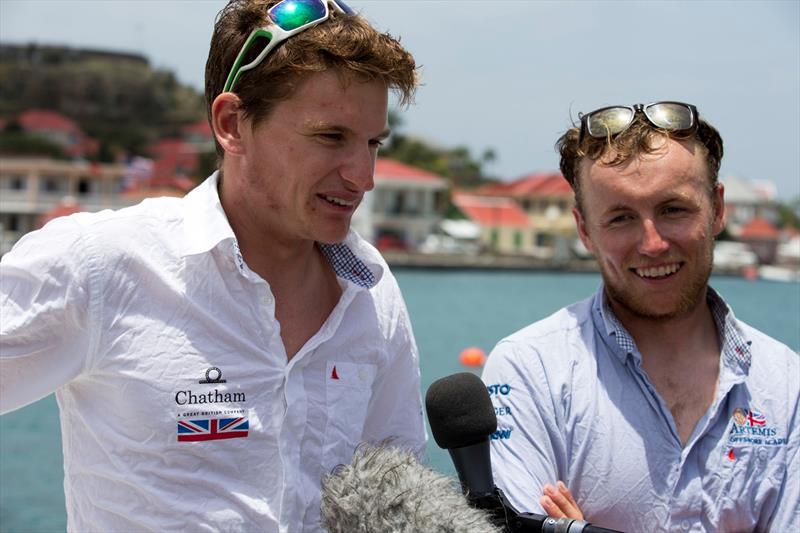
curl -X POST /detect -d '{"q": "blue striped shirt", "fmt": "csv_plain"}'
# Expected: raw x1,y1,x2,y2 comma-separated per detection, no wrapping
483,284,799,532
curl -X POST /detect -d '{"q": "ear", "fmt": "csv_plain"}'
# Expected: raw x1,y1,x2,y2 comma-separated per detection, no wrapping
211,92,247,156
573,206,595,253
711,183,726,237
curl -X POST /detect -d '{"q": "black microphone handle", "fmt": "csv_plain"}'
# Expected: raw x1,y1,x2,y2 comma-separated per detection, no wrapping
494,488,626,533
447,438,495,496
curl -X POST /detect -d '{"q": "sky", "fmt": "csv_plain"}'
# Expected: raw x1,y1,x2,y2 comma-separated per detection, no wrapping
2,0,799,200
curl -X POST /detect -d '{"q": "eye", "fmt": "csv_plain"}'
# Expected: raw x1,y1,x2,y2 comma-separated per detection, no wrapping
317,132,344,143
663,205,687,216
606,213,633,226
369,139,384,148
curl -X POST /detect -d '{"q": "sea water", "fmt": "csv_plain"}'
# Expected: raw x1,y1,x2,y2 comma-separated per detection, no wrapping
1,272,798,532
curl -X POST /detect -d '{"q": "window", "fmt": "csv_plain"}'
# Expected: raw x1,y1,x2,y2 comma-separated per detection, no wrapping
0,175,26,191
40,176,65,194
77,179,92,195
490,228,499,250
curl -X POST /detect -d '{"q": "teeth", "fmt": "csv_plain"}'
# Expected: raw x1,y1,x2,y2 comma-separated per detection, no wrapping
636,263,680,278
323,195,356,207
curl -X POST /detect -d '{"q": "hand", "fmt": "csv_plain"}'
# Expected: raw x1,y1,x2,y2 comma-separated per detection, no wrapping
540,481,584,521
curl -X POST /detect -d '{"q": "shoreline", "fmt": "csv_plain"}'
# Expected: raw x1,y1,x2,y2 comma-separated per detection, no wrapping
381,251,754,277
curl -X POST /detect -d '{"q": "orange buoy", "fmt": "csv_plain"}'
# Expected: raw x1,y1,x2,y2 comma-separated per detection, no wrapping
459,347,487,367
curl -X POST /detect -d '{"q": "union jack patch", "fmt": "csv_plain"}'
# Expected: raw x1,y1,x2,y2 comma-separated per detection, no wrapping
177,417,249,442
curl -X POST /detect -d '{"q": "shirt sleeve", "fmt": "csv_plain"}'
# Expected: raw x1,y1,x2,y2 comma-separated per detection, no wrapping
764,352,800,531
481,339,568,514
360,292,426,457
0,217,98,414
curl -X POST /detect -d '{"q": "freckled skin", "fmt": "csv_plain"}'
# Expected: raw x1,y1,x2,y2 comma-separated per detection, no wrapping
221,69,389,253
573,138,725,321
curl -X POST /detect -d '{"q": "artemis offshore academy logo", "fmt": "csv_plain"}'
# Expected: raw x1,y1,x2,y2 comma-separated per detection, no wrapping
727,407,786,447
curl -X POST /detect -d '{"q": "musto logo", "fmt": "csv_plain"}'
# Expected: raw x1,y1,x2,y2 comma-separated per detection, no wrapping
491,427,513,440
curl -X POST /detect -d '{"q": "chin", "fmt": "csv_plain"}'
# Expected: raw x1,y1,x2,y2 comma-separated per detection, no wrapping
315,229,350,245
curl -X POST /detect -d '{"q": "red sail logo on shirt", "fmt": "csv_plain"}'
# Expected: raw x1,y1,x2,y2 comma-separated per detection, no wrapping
331,366,340,380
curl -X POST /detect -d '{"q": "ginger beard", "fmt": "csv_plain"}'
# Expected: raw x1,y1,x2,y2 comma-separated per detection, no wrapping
575,137,725,322
599,226,715,321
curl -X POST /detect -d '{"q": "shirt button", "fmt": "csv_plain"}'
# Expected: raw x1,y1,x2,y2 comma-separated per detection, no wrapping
681,519,691,530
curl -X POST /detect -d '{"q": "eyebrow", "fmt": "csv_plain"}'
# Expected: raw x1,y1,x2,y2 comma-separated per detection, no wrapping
303,120,391,140
601,193,697,216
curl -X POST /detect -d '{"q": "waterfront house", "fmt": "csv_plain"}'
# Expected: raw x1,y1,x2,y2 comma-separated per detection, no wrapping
722,175,779,235
0,156,192,255
451,192,532,255
472,171,576,258
353,158,448,250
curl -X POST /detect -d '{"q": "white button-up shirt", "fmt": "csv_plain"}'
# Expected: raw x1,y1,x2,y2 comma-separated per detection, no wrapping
482,285,799,532
1,172,426,532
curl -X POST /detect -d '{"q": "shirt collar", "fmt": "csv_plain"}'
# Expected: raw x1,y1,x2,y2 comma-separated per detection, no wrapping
592,283,752,372
181,172,383,289
319,232,384,289
181,171,236,257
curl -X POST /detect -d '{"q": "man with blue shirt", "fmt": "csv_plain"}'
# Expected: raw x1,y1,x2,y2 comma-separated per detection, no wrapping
0,1,426,531
483,102,799,531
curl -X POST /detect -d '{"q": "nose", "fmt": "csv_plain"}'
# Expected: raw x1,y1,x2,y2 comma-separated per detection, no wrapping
638,219,669,256
340,146,376,192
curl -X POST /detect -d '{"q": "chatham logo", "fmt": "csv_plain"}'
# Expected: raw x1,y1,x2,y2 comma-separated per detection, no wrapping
176,367,249,442
174,368,246,406
199,366,226,384
728,407,786,446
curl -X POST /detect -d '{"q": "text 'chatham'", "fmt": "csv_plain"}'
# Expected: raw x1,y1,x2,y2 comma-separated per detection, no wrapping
175,389,246,405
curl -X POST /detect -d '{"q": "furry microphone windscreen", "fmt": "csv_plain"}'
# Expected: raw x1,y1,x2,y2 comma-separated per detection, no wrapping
320,443,502,533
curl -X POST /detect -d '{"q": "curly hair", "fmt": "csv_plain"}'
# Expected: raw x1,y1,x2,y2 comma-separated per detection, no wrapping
205,0,418,156
320,443,502,533
557,113,724,212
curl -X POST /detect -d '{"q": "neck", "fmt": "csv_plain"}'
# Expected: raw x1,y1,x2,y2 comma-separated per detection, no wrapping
218,166,323,286
609,287,720,365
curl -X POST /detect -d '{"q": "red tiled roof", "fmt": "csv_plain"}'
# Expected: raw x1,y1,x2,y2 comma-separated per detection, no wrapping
38,197,82,228
375,158,447,184
147,138,199,180
18,109,80,133
476,172,571,197
452,193,530,228
182,120,213,139
740,217,779,239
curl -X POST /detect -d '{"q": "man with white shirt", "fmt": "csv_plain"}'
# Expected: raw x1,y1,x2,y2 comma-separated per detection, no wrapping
0,1,425,531
483,102,799,531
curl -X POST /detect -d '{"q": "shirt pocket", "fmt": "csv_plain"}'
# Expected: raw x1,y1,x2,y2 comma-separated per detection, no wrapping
322,361,377,467
702,441,786,528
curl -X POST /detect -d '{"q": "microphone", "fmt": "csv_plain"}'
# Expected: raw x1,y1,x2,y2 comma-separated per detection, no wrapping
425,373,623,533
320,441,502,533
425,371,498,497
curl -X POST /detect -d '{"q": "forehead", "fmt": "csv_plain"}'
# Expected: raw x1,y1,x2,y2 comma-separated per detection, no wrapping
268,69,388,126
579,138,710,205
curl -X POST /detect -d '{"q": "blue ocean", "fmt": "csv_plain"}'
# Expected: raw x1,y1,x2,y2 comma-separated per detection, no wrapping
1,271,798,532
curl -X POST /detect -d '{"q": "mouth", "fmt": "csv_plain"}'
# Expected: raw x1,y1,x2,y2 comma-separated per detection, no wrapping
319,194,358,209
632,262,683,280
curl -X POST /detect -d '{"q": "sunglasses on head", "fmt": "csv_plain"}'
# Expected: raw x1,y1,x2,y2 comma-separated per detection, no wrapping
578,101,698,143
223,0,354,93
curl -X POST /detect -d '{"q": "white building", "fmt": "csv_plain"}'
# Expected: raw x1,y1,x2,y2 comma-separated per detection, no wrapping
2,156,449,256
0,157,189,255
352,158,449,250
